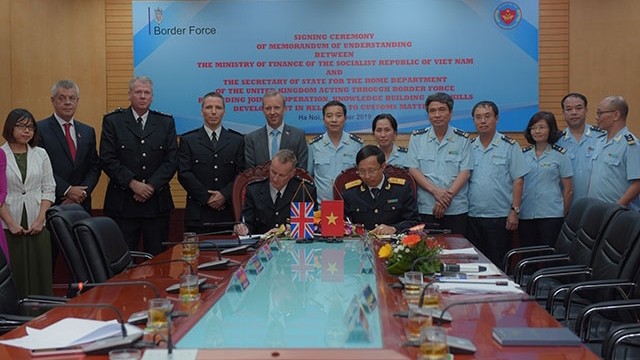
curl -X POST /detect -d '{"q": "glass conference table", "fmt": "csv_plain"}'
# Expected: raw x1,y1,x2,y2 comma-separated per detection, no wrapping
0,235,600,359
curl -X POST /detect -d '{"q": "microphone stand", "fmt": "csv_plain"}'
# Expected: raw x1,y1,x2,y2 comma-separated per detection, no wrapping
75,280,162,299
437,295,535,326
130,258,195,275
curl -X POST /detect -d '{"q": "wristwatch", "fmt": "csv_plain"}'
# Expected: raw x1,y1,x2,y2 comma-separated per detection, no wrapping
511,205,520,215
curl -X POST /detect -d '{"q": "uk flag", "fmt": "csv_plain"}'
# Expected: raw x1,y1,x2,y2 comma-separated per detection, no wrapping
290,202,315,239
290,249,316,282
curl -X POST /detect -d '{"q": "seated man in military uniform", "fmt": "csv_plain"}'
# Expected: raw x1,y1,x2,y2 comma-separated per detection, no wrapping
341,145,420,235
234,149,317,235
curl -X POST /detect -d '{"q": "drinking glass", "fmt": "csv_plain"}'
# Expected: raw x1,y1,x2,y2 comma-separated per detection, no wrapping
405,305,433,341
179,274,200,302
182,232,199,261
419,326,448,360
147,298,173,331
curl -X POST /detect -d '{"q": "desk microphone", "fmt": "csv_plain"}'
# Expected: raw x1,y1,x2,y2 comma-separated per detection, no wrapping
441,263,487,273
130,258,195,275
71,280,162,298
196,240,237,271
21,301,143,354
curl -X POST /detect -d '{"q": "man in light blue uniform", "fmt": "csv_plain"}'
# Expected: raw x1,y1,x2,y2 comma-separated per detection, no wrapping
588,95,640,210
556,93,604,206
467,101,528,265
407,92,472,235
308,100,364,202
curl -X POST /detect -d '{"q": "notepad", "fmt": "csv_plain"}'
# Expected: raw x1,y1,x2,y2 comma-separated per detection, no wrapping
492,327,581,346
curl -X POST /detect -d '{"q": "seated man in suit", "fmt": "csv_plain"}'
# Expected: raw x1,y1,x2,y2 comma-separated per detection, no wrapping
234,149,316,235
341,145,420,235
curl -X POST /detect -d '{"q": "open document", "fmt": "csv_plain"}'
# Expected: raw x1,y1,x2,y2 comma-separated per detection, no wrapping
0,318,143,351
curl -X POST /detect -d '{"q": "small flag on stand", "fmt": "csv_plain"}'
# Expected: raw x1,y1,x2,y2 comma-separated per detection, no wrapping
290,202,315,239
321,200,344,237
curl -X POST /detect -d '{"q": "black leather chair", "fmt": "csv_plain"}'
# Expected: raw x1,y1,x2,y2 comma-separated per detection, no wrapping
545,210,640,320
46,204,92,289
525,200,626,296
73,217,152,283
0,248,66,334
505,197,596,280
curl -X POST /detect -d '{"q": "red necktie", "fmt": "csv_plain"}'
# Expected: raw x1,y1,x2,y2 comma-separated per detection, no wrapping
64,123,77,161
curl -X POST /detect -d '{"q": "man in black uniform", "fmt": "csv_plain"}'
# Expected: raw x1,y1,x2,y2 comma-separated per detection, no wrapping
341,145,420,235
100,76,177,254
234,149,317,235
178,92,245,234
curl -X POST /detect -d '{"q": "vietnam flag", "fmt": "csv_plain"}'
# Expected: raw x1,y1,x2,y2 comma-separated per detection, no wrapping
321,249,345,282
321,200,344,237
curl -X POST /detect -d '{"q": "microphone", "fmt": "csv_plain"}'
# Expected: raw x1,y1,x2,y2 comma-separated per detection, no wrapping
129,258,195,275
437,295,536,326
196,240,235,271
20,301,143,355
440,263,487,273
71,280,162,299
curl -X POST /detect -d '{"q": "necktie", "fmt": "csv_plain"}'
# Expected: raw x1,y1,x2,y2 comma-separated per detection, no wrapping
63,123,76,161
271,129,280,159
211,132,218,149
371,188,380,199
274,191,282,207
137,117,144,132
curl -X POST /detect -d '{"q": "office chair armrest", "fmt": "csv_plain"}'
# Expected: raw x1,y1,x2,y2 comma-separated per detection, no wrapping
575,298,640,343
503,245,554,273
602,322,640,359
130,251,153,260
19,295,68,305
565,279,635,322
528,265,590,296
514,254,571,284
0,314,33,334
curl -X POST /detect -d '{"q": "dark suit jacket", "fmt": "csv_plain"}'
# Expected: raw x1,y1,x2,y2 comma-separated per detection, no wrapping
242,177,317,234
37,115,101,212
341,177,420,232
99,107,177,218
244,123,308,169
178,126,245,228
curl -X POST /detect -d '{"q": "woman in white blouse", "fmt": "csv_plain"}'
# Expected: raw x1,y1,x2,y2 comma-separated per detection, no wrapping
0,109,56,297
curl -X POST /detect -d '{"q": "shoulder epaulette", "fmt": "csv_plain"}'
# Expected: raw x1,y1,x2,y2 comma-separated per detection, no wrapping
470,137,477,143
412,127,429,136
309,134,323,145
349,133,364,144
552,144,567,154
344,179,362,189
104,107,125,116
589,125,606,133
453,128,470,138
397,146,408,153
179,128,199,137
247,177,269,187
226,128,243,136
387,177,406,186
522,145,533,153
149,109,173,117
625,134,637,145
501,135,517,145
560,130,567,137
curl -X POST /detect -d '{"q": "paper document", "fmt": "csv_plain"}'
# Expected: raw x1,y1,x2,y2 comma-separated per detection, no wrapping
440,247,477,255
436,278,523,294
0,318,143,351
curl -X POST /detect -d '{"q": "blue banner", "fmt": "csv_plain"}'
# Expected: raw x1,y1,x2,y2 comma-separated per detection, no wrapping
133,0,538,134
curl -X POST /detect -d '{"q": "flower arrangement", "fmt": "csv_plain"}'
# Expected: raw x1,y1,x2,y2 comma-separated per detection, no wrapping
378,232,443,275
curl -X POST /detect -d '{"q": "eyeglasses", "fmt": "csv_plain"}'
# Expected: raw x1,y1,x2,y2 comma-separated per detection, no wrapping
356,167,382,176
15,124,36,131
596,109,616,117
